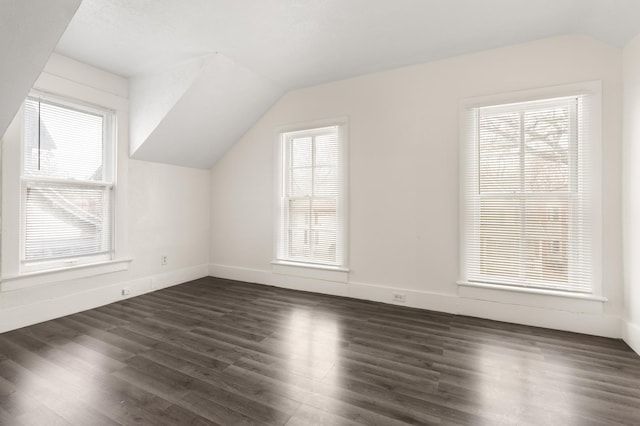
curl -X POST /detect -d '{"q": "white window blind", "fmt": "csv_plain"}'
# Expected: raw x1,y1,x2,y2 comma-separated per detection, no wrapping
22,96,114,266
462,95,598,293
278,125,345,266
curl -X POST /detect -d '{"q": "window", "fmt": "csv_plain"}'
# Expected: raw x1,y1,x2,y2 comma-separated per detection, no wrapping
461,91,600,294
21,94,115,271
276,124,347,268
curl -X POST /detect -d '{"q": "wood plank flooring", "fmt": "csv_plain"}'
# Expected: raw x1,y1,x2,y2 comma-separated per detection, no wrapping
1,277,639,425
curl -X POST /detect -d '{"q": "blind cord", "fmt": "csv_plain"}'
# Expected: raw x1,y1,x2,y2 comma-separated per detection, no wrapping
37,100,41,171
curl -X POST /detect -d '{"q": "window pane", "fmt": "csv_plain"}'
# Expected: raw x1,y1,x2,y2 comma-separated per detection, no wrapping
23,99,104,181
311,199,337,230
291,136,312,168
312,230,337,263
281,125,342,266
24,181,111,261
314,167,338,196
23,99,41,175
478,112,521,193
479,198,521,279
291,168,312,196
468,96,592,293
523,198,569,283
315,132,338,166
524,106,570,192
289,199,310,229
288,229,310,259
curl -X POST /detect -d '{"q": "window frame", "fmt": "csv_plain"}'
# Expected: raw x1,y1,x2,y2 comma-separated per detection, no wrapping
19,91,117,273
274,118,349,273
459,82,603,299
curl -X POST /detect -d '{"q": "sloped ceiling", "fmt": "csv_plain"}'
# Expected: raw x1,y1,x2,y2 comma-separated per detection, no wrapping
0,0,81,138
130,54,283,168
53,0,640,169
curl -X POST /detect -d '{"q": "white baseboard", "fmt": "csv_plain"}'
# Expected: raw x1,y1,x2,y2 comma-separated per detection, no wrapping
208,263,622,339
0,261,625,342
623,321,640,355
0,264,209,334
458,297,621,338
209,263,349,297
347,280,459,314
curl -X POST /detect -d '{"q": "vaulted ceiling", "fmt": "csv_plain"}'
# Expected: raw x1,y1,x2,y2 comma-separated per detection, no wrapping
0,0,81,139
8,1,640,168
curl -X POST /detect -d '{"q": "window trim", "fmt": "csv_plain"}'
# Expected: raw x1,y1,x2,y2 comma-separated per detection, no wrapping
19,91,117,273
271,260,349,283
273,117,349,272
1,258,133,292
459,81,603,298
1,71,130,288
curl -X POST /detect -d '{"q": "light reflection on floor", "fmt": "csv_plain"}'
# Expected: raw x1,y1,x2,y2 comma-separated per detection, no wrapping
0,328,117,421
471,339,577,423
284,307,343,408
3,279,637,425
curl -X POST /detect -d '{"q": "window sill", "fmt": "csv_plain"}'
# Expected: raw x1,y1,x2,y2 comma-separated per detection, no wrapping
271,260,349,283
1,258,133,292
457,281,606,314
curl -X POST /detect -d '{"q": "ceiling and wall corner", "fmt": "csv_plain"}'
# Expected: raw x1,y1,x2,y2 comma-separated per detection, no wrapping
0,0,638,342
207,34,626,338
129,55,211,155
129,53,284,169
52,0,640,169
0,0,81,138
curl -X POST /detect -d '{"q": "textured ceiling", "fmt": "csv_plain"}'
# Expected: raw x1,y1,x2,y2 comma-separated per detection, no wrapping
56,0,640,84
52,0,640,168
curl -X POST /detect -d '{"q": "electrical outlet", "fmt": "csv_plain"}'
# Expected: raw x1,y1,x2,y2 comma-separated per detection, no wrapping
121,288,131,296
161,255,168,266
392,292,406,303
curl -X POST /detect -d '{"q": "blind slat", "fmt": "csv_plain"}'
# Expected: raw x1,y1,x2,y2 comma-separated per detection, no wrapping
280,126,342,265
22,96,113,264
463,96,594,294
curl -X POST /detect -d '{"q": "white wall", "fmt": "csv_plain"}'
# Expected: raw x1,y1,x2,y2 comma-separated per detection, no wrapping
623,34,640,353
0,36,628,340
0,54,211,332
210,35,624,338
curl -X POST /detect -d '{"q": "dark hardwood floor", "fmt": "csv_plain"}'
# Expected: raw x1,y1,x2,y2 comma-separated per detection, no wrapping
1,277,639,425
